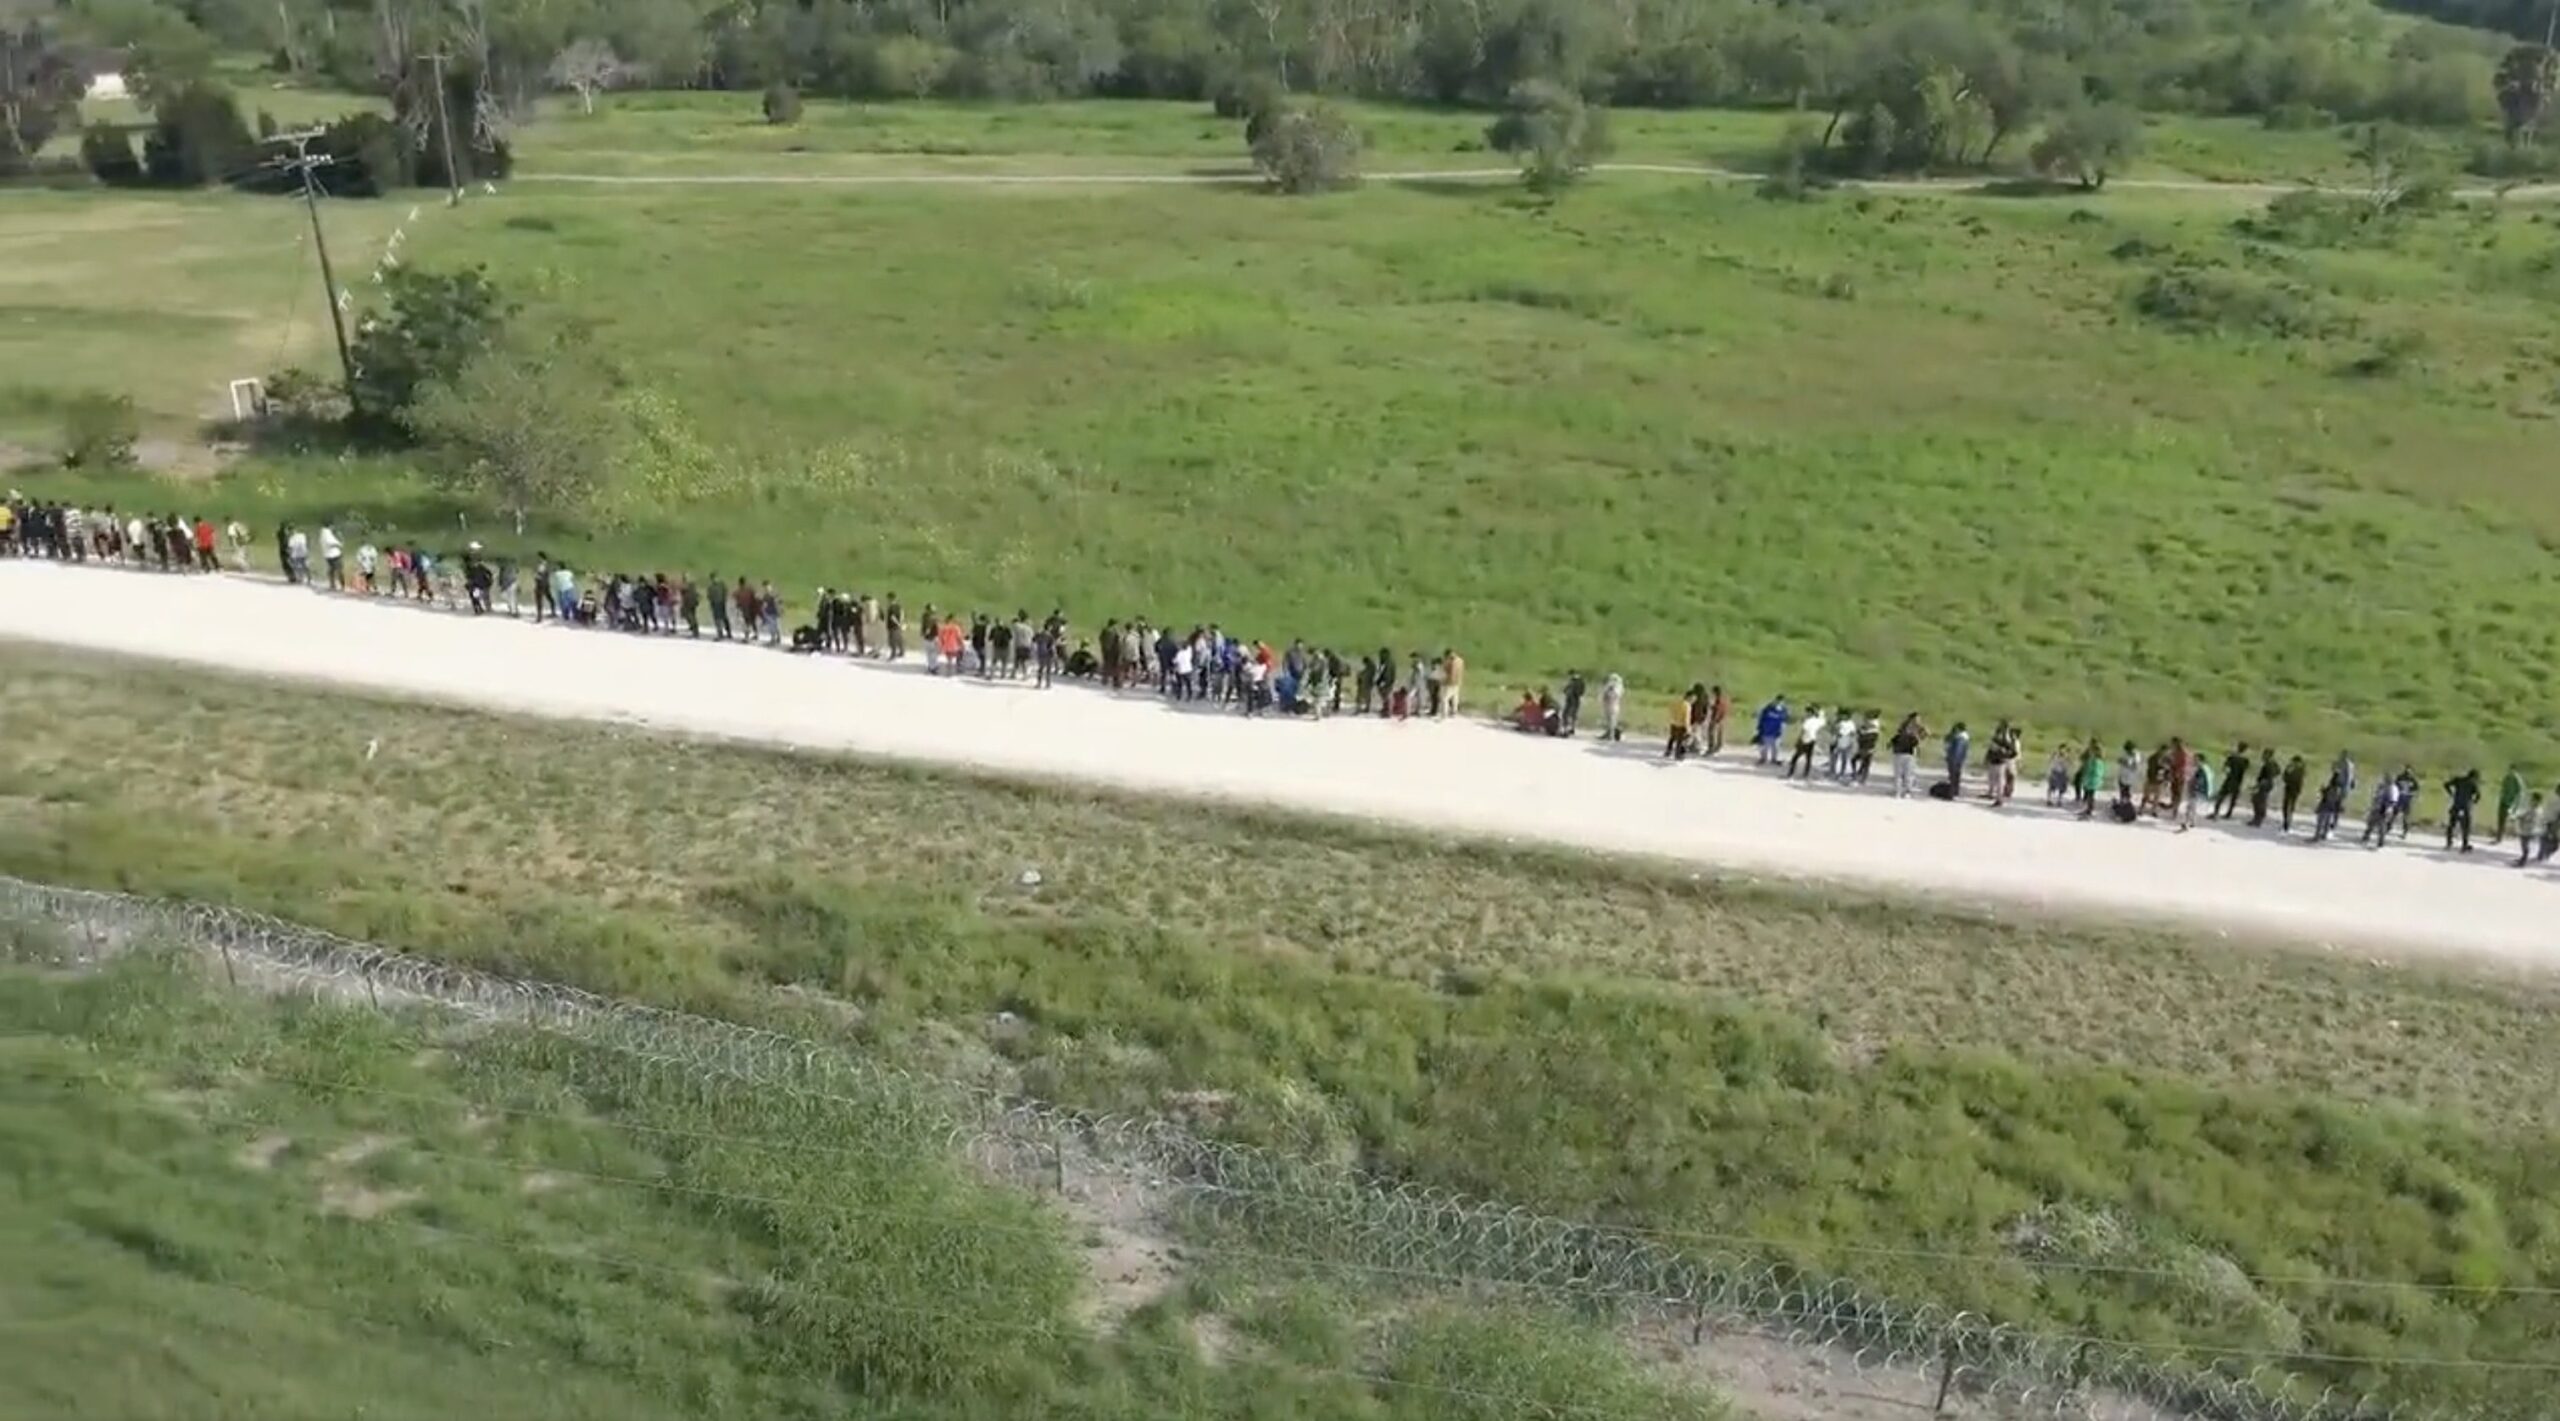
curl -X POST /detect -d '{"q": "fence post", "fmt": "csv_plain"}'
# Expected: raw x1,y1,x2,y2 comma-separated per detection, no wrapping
1932,1343,1956,1416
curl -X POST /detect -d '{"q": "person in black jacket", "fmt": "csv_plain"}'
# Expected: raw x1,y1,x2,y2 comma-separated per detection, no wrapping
2248,748,2280,828
2280,755,2308,833
706,574,732,641
2443,769,2482,852
2214,744,2250,819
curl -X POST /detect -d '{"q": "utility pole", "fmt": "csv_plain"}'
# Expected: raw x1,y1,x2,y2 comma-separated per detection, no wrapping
273,130,360,412
425,51,464,207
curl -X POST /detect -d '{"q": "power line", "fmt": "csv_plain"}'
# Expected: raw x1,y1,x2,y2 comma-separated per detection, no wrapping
267,129,359,409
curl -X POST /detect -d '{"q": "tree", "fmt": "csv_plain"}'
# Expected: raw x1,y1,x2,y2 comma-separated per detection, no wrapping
70,0,212,112
0,19,80,172
1486,79,1612,193
2029,102,2140,191
408,328,619,535
2494,43,2557,144
349,265,513,430
1250,100,1361,192
141,82,254,185
547,37,630,114
2350,120,2424,212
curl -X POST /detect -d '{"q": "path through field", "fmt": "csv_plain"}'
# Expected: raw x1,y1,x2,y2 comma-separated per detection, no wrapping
3,560,2547,967
513,161,2560,201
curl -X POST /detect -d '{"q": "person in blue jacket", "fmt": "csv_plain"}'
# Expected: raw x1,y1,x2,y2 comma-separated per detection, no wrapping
1754,696,1789,766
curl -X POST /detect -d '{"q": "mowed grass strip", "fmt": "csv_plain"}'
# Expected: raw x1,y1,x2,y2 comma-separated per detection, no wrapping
0,646,2554,1412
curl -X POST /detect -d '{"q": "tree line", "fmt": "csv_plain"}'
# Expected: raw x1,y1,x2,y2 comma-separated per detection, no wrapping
169,0,2526,130
9,0,2560,189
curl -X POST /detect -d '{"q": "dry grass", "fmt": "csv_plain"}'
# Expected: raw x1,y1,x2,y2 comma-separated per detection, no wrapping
1,642,2550,1130
6,643,2560,1411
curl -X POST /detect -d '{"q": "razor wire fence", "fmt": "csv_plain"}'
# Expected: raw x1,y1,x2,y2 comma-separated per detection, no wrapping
0,873,2526,1421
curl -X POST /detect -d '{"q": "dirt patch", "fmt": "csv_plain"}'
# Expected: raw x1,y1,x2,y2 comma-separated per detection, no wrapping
518,1169,570,1195
324,1132,398,1168
319,1181,422,1219
235,1132,293,1171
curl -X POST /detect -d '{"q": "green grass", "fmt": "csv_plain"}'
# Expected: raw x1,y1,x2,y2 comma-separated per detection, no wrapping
21,165,2560,769
0,950,1721,1420
1,646,2555,1414
0,190,405,444
513,90,2477,185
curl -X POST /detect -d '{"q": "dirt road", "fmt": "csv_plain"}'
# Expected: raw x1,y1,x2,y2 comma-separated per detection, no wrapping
2,560,2547,967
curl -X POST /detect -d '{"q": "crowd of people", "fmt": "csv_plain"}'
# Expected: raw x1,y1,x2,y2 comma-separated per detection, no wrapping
8,494,2555,870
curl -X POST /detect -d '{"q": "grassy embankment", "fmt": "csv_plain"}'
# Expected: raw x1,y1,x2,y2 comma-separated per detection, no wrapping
1,948,1717,1420
0,646,2554,1414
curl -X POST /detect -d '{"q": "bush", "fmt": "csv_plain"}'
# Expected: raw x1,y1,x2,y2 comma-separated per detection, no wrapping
1214,73,1285,123
2030,103,2141,192
2466,140,2560,181
142,83,256,187
79,127,143,186
1486,80,1612,194
262,366,344,423
60,392,139,468
348,265,514,432
2262,103,2334,132
762,82,802,125
1250,102,1362,194
2341,328,2427,378
2133,264,2337,340
1758,118,1828,202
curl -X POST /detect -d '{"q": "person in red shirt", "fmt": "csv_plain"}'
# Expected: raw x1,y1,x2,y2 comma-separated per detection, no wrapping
191,518,217,572
1706,685,1731,755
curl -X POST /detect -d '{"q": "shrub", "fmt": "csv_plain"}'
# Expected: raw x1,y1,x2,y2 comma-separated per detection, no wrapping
1758,117,1828,202
2466,140,2560,181
79,127,143,186
60,392,139,468
762,82,802,125
1486,80,1612,194
1214,73,1285,123
2133,264,2336,340
1249,102,1362,194
348,265,514,431
2341,328,2428,378
262,366,344,423
2029,103,2140,192
2262,103,2334,132
142,83,256,187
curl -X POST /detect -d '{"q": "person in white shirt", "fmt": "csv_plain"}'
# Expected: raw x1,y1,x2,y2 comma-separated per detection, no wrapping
60,506,84,562
1787,705,1826,780
285,526,310,585
223,519,249,572
1599,672,1625,742
317,525,344,591
1170,642,1194,702
356,542,379,592
125,516,147,567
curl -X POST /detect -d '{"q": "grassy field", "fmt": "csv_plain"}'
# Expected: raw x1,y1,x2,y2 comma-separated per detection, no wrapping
19,152,2560,770
1,947,1720,1420
507,90,2474,184
0,191,406,446
1,645,2554,1414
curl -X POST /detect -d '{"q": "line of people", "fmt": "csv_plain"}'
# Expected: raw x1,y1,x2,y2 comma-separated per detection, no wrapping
11,499,2552,869
1700,694,2559,865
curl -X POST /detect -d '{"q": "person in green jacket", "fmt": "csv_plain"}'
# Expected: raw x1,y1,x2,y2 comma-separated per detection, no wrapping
2075,738,2107,820
2495,767,2527,843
